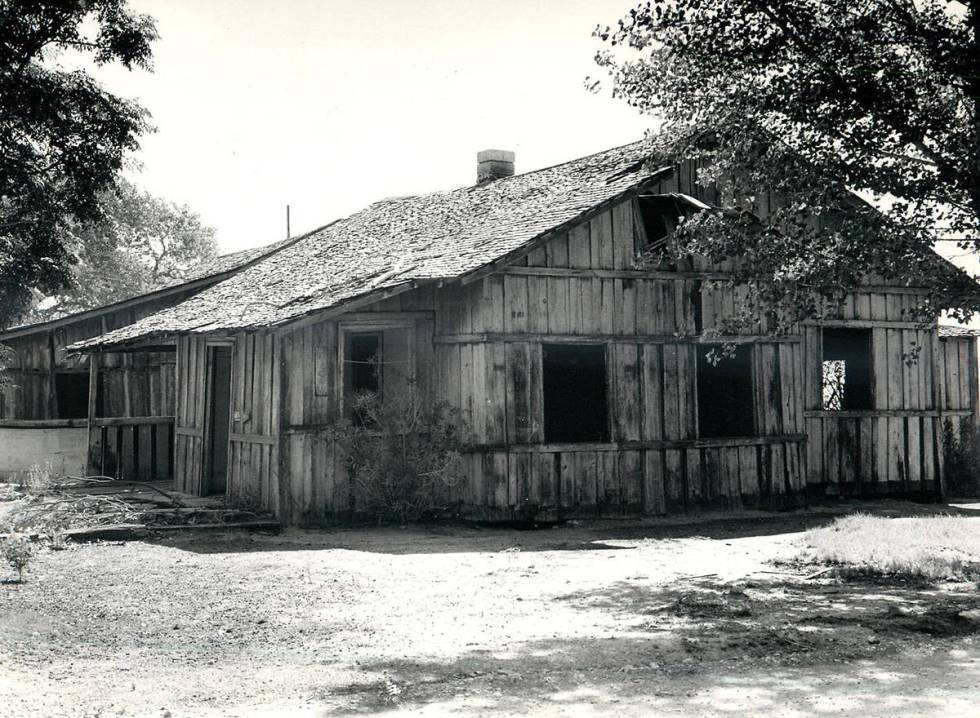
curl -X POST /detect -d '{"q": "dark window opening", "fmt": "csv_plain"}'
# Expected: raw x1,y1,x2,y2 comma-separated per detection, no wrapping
821,328,873,410
346,332,381,396
636,194,691,253
542,344,609,443
697,344,755,438
344,332,381,425
342,327,414,424
55,372,103,419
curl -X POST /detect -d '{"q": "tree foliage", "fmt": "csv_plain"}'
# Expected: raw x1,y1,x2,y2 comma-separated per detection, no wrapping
26,180,218,322
0,0,157,322
594,0,979,329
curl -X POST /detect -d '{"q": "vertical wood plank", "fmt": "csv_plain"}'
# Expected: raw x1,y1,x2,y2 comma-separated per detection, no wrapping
642,450,666,515
568,223,592,269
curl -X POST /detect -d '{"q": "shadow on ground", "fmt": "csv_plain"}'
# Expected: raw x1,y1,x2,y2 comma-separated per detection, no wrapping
316,574,980,716
144,499,980,556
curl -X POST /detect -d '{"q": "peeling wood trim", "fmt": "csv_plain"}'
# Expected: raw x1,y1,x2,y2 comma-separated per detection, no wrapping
0,419,89,429
805,319,937,330
493,266,733,280
276,430,805,450
334,311,435,323
432,332,803,345
496,267,941,292
91,416,175,427
269,281,431,336
229,431,276,446
939,409,978,417
472,435,807,452
804,409,971,418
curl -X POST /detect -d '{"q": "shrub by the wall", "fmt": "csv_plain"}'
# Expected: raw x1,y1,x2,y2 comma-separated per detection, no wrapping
328,387,469,524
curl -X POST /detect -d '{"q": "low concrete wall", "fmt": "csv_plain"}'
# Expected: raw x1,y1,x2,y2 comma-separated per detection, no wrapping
0,426,87,480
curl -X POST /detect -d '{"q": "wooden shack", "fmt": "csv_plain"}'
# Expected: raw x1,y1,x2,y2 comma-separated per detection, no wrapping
0,238,298,479
69,142,980,523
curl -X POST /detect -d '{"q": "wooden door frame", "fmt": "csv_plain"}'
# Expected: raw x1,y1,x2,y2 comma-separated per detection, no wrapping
201,340,235,496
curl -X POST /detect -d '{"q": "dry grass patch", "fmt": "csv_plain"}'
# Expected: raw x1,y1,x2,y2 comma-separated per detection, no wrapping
798,513,980,581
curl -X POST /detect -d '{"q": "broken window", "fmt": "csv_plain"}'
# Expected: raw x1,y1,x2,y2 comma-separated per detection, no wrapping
542,344,609,443
635,194,695,253
341,326,413,421
696,344,755,438
55,372,103,419
821,328,873,410
345,332,381,397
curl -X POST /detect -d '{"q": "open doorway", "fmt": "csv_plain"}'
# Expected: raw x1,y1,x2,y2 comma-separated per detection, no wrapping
203,345,232,495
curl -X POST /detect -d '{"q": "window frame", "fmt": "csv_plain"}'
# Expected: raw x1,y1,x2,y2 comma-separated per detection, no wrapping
820,327,874,412
695,342,756,440
54,370,102,420
337,320,416,418
541,341,611,444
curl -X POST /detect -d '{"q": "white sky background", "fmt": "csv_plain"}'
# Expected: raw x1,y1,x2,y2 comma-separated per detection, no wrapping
80,0,979,329
87,0,649,252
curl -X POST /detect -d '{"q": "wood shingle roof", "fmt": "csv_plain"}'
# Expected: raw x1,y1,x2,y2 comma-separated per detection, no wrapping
71,140,663,350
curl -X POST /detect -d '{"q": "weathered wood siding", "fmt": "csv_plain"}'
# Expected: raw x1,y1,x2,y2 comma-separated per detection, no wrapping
938,336,980,476
173,335,207,494
226,331,280,513
262,196,813,523
0,295,183,421
275,315,435,524
801,291,956,499
940,336,979,414
414,198,805,519
172,332,281,502
204,190,966,523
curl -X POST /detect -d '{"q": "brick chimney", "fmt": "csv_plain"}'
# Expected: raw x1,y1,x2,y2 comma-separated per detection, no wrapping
477,149,515,185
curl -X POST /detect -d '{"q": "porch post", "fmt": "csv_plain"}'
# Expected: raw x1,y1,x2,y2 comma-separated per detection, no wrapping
86,351,100,476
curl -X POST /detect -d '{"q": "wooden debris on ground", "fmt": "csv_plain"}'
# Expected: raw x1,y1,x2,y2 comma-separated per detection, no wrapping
1,476,280,538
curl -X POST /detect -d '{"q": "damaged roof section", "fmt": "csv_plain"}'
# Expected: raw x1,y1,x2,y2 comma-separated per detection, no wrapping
70,140,665,351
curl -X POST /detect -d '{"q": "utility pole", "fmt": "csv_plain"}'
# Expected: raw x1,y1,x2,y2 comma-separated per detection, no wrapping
286,204,291,239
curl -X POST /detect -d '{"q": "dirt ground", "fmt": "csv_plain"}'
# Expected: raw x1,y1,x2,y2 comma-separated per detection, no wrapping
2,503,980,717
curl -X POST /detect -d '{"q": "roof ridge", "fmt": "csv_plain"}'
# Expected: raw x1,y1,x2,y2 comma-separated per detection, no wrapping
501,138,649,182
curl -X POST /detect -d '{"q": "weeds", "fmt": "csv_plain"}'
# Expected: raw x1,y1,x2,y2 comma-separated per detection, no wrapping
20,461,54,495
798,513,980,581
2,534,35,582
328,382,469,524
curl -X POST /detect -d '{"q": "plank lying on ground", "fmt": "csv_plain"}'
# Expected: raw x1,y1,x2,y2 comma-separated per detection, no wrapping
60,520,282,542
59,478,187,507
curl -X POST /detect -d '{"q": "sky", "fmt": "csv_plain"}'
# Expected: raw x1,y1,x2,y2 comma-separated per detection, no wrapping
85,0,650,253
76,0,978,328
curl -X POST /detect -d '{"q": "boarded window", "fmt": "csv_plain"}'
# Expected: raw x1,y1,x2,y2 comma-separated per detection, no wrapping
697,345,754,438
542,344,609,443
55,372,103,419
821,328,873,410
342,326,413,420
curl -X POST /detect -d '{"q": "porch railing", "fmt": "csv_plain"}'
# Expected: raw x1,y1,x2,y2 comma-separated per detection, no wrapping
87,416,175,481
